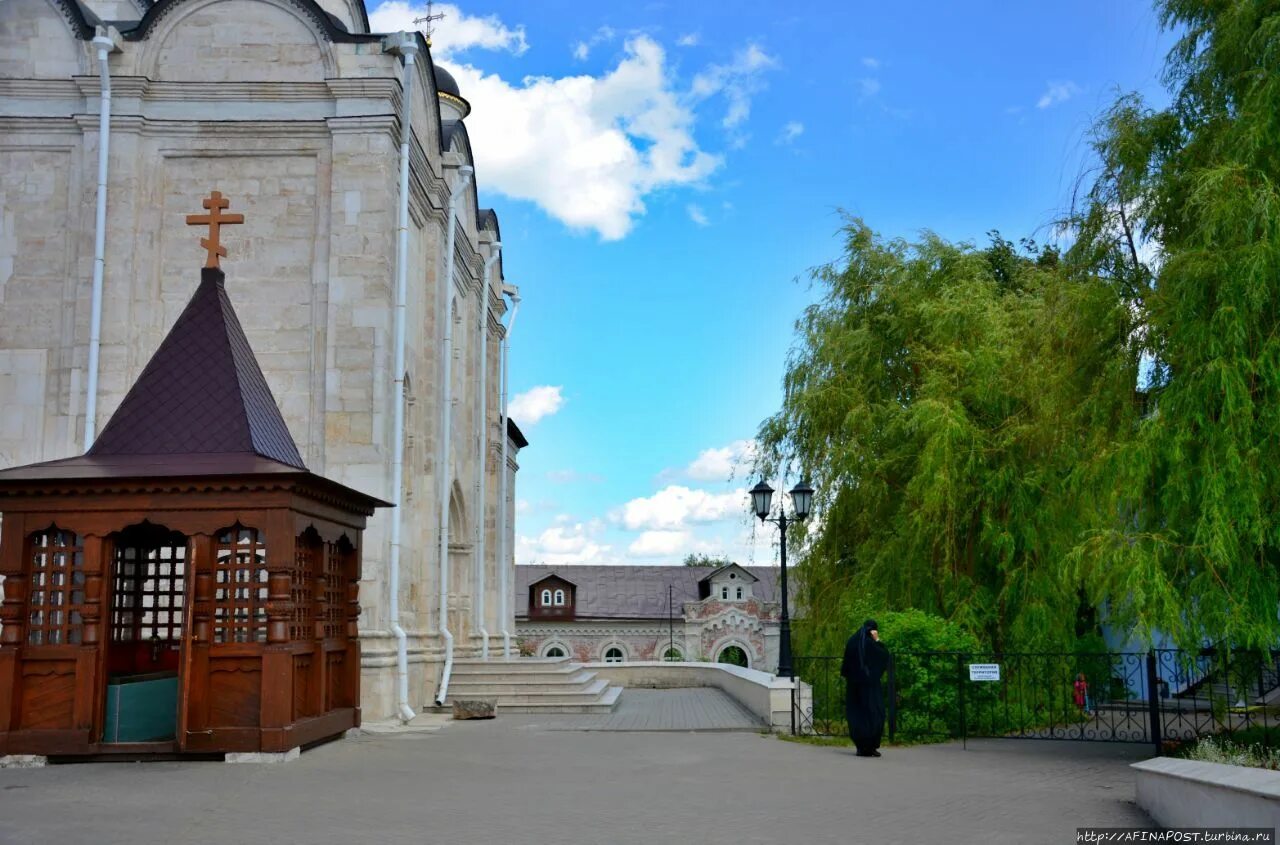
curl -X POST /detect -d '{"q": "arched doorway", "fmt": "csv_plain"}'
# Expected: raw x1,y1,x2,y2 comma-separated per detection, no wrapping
717,645,749,668
104,521,190,743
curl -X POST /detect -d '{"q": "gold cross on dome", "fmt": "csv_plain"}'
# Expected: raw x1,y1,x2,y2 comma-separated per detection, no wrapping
185,190,244,269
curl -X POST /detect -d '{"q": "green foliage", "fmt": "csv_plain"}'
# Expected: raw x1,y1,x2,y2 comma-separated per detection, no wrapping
763,224,1136,652
1066,0,1280,649
682,553,731,568
764,0,1280,653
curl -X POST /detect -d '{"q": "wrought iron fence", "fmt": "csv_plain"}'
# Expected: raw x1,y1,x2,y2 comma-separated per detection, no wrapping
791,647,1280,755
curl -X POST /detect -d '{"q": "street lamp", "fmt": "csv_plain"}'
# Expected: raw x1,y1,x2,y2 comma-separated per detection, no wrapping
752,479,813,679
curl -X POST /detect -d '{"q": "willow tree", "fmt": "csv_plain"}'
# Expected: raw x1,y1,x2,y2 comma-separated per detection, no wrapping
759,225,1138,653
1069,0,1280,648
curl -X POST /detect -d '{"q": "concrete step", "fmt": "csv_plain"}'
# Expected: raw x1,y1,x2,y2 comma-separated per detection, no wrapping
447,672,600,696
448,678,612,705
449,667,592,686
450,657,572,673
442,657,623,714
493,685,624,714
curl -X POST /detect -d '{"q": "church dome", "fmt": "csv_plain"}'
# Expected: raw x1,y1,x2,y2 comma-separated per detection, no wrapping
434,65,461,97
434,64,472,119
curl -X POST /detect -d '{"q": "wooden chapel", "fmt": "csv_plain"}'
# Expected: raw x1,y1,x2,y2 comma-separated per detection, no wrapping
0,192,388,758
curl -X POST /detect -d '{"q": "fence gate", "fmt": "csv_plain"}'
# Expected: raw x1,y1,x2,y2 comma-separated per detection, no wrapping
792,648,1280,755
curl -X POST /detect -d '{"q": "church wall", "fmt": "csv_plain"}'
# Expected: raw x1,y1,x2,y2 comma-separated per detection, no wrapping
147,0,333,82
0,0,86,79
0,0,522,721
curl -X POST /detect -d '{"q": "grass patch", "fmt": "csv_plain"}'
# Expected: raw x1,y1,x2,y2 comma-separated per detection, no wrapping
1173,727,1280,770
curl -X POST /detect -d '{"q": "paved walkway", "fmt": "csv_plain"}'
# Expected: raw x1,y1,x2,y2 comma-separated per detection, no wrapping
529,687,765,732
0,716,1150,844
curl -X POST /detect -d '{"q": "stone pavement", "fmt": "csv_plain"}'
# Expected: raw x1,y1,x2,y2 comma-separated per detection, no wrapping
523,687,766,732
0,716,1150,845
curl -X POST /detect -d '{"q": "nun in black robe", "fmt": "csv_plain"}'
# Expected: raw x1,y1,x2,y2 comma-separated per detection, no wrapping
841,619,889,757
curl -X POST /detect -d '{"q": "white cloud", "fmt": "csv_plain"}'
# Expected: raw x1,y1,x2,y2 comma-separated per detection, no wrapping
686,203,709,226
614,485,747,531
690,43,778,138
510,385,564,426
677,32,701,47
777,120,804,145
368,2,527,57
516,520,612,566
628,529,693,557
685,439,757,482
857,77,881,99
1036,80,1080,109
861,56,880,69
572,25,617,61
445,36,722,239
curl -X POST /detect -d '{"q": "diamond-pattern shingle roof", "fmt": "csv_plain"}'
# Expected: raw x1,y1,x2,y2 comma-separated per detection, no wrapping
87,267,304,468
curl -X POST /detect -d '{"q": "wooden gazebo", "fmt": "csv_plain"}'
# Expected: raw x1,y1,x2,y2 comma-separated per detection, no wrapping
0,196,387,758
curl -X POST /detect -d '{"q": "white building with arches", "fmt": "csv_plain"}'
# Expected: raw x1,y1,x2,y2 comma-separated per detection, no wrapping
0,0,525,720
515,564,782,671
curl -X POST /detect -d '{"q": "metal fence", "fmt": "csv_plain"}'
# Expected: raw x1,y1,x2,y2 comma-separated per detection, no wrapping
792,648,1280,755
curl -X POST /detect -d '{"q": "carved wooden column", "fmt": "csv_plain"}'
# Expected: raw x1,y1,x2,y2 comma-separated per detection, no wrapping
73,533,105,733
0,514,28,743
346,537,362,719
259,511,295,751
187,533,215,734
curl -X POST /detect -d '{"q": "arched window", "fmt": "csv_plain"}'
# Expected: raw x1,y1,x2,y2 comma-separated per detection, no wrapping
604,646,625,663
735,586,743,600
662,647,682,662
212,525,268,644
720,586,729,600
544,645,566,658
553,589,565,606
541,589,552,606
717,645,749,668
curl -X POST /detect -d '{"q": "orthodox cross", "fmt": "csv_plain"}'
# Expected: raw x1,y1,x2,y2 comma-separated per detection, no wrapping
185,190,244,269
413,0,445,46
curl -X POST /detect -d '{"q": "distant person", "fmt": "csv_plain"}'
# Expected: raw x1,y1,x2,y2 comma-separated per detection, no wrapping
841,619,889,757
1074,673,1090,716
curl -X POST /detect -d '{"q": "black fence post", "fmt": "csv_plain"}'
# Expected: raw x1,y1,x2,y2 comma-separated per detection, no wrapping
957,653,967,750
1146,651,1162,757
887,652,897,745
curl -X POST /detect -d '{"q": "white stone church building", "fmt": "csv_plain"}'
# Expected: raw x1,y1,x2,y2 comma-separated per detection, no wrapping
0,0,525,720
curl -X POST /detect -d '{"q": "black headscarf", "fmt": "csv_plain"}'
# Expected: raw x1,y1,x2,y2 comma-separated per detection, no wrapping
841,619,880,680
856,619,879,673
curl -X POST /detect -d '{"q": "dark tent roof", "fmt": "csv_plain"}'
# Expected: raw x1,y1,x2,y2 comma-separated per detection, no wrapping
88,267,305,469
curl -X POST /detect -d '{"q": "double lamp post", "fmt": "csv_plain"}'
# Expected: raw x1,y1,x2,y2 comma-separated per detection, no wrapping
750,479,813,680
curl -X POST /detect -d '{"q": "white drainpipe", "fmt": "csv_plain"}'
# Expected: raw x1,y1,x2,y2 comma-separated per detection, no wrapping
385,32,418,723
83,33,116,451
498,283,520,659
474,244,501,661
435,163,474,705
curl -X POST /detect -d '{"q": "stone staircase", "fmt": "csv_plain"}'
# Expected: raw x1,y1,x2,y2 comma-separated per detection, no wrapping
443,656,623,714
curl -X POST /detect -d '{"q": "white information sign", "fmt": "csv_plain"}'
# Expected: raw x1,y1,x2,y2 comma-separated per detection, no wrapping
968,663,1001,682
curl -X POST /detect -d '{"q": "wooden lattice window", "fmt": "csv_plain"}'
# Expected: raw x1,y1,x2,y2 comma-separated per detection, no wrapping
212,526,268,644
321,540,350,640
26,528,86,646
110,533,187,643
291,530,321,641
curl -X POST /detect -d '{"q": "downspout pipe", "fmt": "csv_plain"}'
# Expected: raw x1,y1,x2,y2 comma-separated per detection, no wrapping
385,32,418,723
84,32,117,451
434,163,474,705
475,244,501,661
498,283,520,659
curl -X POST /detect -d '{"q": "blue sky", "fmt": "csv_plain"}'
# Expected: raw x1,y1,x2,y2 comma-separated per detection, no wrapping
369,0,1177,567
